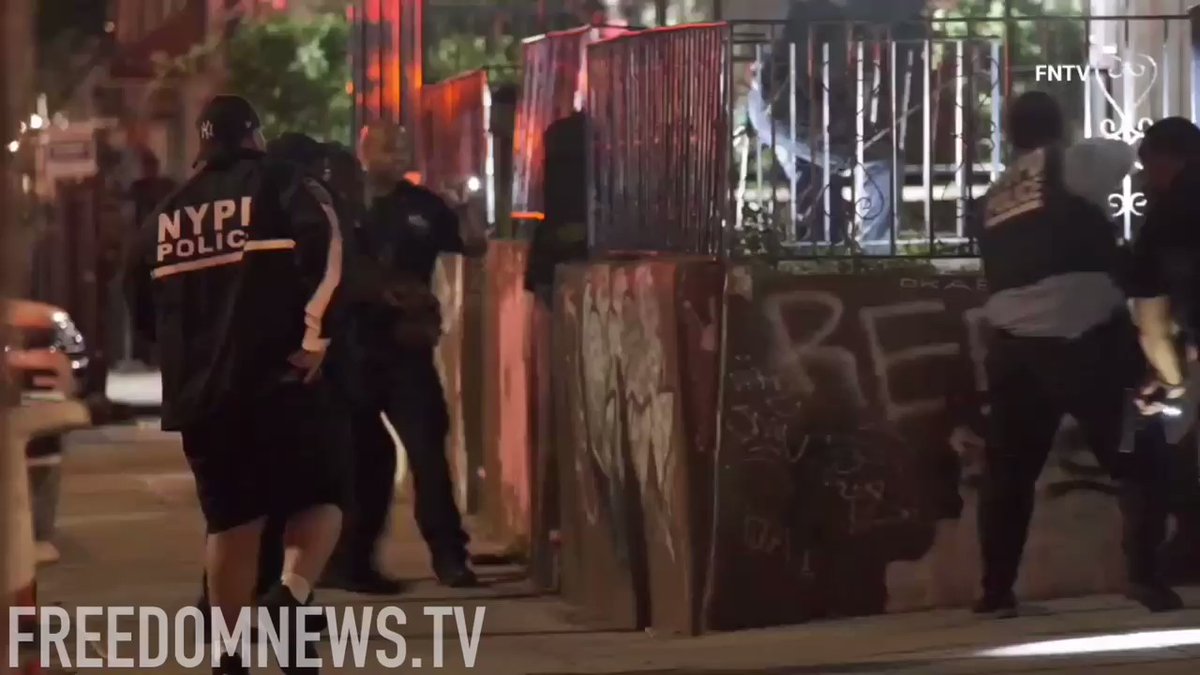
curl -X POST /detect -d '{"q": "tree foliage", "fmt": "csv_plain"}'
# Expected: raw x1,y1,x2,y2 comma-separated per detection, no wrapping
222,15,352,143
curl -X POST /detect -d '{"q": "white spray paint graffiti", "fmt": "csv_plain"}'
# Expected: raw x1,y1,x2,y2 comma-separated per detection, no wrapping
859,301,962,422
577,266,679,561
761,290,866,410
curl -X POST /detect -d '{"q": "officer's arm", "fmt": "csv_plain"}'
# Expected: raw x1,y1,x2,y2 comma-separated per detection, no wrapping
1128,230,1184,386
122,222,156,344
435,188,486,257
1134,297,1184,386
284,176,345,354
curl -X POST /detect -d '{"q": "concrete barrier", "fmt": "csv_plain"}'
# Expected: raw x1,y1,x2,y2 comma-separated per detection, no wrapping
546,260,1200,634
480,241,534,551
553,259,723,633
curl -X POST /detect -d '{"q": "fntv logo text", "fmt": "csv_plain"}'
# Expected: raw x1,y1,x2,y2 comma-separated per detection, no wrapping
1034,64,1098,82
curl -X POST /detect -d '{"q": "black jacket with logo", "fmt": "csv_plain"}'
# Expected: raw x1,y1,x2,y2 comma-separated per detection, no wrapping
124,148,344,430
979,145,1121,293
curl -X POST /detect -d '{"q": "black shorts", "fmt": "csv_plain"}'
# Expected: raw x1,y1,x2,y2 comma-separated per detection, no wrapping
181,381,349,533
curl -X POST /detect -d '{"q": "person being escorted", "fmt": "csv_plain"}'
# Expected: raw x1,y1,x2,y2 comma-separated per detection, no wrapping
125,96,347,674
318,122,485,593
194,132,359,634
973,91,1181,617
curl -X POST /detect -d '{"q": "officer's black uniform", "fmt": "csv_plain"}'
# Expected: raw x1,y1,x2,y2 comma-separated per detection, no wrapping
974,92,1175,615
194,133,358,616
125,97,347,536
346,178,475,586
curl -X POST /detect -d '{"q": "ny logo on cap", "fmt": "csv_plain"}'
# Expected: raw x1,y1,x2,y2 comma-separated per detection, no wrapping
200,121,214,140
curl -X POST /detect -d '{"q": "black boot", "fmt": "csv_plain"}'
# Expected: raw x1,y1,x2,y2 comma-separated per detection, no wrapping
1119,477,1178,612
213,652,249,675
972,589,1018,618
1126,581,1184,612
433,549,479,588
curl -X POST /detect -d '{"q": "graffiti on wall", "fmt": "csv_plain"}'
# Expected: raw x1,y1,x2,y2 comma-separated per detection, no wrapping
703,267,1200,630
554,260,724,633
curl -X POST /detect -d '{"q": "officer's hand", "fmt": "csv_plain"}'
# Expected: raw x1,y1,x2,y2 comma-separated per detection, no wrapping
287,349,326,384
1135,379,1186,416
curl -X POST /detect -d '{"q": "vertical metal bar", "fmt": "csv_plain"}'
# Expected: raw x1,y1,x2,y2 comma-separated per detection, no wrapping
954,40,966,238
923,38,932,244
822,40,832,243
854,38,867,242
990,40,1001,181
889,35,900,257
720,23,729,254
789,41,798,241
1122,18,1134,240
1083,17,1093,139
1163,19,1172,118
755,43,763,209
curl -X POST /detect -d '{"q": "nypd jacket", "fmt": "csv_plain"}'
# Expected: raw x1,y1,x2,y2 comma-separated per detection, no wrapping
124,148,344,430
979,140,1133,339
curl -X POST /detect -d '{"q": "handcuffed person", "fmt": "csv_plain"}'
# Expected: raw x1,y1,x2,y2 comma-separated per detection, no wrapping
125,96,347,674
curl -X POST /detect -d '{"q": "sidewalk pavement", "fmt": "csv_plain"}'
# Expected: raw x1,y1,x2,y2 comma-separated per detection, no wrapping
34,425,1200,674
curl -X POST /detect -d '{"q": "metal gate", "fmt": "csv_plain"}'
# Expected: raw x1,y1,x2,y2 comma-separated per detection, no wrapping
511,25,626,220
731,11,1194,258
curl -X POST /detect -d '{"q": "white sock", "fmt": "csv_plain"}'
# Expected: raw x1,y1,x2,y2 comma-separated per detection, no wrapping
281,573,312,604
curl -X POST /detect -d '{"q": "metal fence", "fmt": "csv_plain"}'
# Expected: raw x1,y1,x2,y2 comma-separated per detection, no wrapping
420,69,491,221
511,25,627,219
730,12,1194,258
587,23,730,255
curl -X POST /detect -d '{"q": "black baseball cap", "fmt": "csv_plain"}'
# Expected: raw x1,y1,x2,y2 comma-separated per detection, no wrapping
195,95,262,164
1139,116,1200,161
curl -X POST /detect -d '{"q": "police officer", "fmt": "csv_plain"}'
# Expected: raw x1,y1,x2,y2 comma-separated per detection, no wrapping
974,91,1179,616
125,96,347,674
1128,118,1200,413
324,122,484,591
195,132,356,628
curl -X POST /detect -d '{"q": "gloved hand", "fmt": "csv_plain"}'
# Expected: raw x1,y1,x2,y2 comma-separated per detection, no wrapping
1134,378,1186,417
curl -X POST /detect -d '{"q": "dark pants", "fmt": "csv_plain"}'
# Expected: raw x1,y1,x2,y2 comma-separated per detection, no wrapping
334,347,468,572
978,314,1171,595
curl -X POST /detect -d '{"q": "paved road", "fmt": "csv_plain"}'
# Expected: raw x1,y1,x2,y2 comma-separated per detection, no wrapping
29,425,1200,673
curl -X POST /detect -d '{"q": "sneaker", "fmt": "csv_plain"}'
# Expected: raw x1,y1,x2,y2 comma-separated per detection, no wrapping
1127,582,1184,612
35,541,60,565
972,590,1018,618
260,584,322,674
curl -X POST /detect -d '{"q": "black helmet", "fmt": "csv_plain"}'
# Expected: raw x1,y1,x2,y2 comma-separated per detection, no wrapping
195,95,262,164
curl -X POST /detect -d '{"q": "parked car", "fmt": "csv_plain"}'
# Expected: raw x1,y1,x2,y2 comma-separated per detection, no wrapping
4,299,94,565
5,299,89,395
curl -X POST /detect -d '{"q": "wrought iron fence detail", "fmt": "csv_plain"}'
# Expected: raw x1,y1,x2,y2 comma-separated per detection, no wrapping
727,13,1192,258
586,23,730,255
